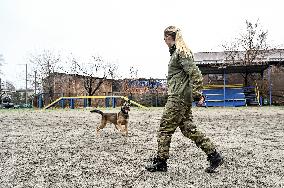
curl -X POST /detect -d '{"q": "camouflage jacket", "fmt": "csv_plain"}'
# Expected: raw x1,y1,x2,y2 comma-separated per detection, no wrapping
167,45,203,103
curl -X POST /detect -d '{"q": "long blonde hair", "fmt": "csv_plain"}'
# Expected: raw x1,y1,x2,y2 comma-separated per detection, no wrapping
164,26,191,58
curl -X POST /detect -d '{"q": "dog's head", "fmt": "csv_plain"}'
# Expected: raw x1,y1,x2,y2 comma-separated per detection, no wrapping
121,100,131,114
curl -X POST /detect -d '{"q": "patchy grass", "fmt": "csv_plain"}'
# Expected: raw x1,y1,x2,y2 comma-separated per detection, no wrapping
0,107,284,187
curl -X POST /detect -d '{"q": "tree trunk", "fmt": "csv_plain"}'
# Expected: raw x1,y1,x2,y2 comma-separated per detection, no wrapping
88,98,92,107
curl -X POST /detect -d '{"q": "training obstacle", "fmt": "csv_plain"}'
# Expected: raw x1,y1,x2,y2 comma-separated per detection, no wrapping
197,84,247,107
43,96,146,109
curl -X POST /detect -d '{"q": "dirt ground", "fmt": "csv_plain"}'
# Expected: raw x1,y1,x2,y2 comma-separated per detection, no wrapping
0,107,284,188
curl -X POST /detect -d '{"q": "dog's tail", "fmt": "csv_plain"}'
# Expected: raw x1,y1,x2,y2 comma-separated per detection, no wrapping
90,109,104,115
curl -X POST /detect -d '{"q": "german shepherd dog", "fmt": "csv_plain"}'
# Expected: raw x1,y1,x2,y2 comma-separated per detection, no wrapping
90,102,130,136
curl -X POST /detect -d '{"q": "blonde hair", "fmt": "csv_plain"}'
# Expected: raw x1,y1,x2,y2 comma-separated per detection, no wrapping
164,26,191,58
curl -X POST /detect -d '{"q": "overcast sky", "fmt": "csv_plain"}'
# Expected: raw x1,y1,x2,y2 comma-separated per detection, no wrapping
0,0,283,89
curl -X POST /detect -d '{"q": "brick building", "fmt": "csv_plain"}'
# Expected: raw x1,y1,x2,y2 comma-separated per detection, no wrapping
41,73,113,107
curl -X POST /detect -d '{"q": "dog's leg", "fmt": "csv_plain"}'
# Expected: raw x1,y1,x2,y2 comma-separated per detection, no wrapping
124,123,128,136
116,122,124,134
117,122,128,137
97,119,107,136
114,124,120,131
96,125,103,136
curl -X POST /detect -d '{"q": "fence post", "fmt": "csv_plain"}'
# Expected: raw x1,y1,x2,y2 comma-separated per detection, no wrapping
84,98,87,108
70,99,75,109
223,69,226,107
268,65,272,106
38,94,43,108
105,97,110,108
61,99,65,109
112,97,116,108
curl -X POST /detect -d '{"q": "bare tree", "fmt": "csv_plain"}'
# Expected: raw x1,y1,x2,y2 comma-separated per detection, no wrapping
127,66,139,90
129,66,139,80
0,54,3,75
223,20,271,86
0,55,3,94
128,66,139,88
70,56,118,106
3,80,16,91
29,50,61,103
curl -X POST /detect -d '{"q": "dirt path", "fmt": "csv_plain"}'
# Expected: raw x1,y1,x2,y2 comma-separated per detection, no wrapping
0,107,284,187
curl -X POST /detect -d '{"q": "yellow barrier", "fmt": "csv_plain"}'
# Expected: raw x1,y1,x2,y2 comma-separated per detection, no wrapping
203,84,243,89
43,97,63,110
121,96,146,108
43,96,147,109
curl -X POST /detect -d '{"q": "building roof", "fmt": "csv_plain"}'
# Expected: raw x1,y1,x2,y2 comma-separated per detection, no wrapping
48,72,113,81
193,49,284,74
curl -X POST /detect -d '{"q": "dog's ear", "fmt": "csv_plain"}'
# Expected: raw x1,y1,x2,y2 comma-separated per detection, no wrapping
122,102,127,108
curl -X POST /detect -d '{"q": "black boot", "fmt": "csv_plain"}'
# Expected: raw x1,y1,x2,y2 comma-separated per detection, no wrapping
205,151,224,173
145,157,168,172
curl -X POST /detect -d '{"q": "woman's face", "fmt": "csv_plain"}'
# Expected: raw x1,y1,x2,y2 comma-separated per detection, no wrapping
164,35,175,48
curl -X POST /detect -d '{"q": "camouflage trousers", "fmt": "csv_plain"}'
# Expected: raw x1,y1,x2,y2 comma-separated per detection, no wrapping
157,97,216,160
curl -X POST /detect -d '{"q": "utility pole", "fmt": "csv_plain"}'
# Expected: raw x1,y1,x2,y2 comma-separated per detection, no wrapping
0,77,2,103
34,70,37,107
34,71,37,95
16,63,28,105
25,64,28,105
